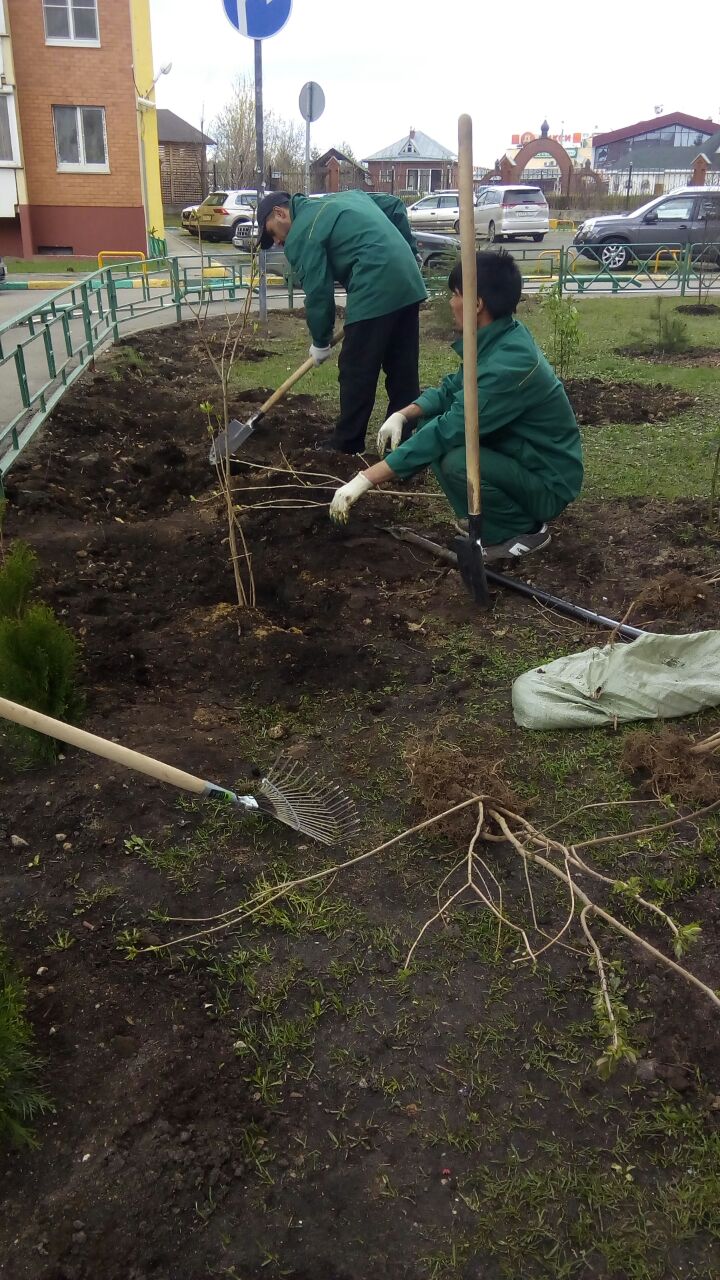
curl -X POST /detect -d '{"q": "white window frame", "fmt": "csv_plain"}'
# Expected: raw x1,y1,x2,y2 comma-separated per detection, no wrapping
0,90,21,168
53,105,109,173
43,0,100,48
0,0,7,37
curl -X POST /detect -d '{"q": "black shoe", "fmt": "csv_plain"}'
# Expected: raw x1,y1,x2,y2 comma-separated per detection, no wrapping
482,524,551,562
314,434,364,455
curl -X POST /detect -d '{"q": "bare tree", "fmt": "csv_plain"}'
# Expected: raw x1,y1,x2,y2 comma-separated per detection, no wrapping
212,76,305,190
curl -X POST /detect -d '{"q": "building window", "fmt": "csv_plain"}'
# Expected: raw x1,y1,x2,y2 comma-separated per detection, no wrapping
0,92,20,165
53,105,108,171
43,0,99,44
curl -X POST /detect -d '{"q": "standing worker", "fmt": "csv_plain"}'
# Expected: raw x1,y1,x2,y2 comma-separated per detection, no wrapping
329,251,583,561
257,190,428,454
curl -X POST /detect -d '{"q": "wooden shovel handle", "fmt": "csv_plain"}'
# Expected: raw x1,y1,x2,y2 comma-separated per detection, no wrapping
0,696,209,797
458,114,482,519
259,330,342,417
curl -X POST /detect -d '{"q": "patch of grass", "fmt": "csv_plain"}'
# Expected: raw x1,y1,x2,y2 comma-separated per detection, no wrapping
0,933,53,1148
3,258,97,275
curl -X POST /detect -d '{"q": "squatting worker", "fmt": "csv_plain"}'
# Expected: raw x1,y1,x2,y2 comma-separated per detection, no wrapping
329,250,584,562
257,190,428,454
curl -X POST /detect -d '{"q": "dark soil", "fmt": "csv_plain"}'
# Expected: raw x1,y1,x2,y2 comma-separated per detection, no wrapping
564,376,697,424
2,319,720,1280
676,303,720,316
616,345,720,367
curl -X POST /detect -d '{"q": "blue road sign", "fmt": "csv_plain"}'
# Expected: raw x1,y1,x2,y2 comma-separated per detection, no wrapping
222,0,292,39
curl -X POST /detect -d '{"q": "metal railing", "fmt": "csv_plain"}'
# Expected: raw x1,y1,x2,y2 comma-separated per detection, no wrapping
0,252,293,491
1,241,719,490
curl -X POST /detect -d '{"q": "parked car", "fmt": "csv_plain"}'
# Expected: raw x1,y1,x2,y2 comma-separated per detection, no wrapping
414,229,460,269
408,190,482,234
573,186,720,270
181,204,199,234
473,185,549,242
195,189,259,242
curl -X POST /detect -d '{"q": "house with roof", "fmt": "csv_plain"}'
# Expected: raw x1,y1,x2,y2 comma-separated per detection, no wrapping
592,111,718,195
311,148,371,194
157,109,215,209
362,129,457,195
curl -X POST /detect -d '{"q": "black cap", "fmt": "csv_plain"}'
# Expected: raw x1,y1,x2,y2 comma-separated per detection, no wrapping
257,191,291,250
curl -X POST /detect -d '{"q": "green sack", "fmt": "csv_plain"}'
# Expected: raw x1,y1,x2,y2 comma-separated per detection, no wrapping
512,631,720,730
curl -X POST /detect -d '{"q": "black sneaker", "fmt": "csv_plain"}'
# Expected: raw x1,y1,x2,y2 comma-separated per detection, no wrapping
482,524,551,562
314,435,365,455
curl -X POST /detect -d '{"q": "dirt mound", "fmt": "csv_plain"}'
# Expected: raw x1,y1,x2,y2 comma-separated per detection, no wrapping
565,377,696,426
633,570,711,616
622,728,720,803
676,303,720,316
616,345,720,368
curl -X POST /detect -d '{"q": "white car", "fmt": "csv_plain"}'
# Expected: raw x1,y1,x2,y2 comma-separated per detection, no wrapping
181,204,199,234
474,185,549,243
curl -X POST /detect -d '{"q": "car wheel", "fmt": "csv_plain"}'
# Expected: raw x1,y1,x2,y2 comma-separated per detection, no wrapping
598,241,631,271
453,220,460,233
532,234,545,243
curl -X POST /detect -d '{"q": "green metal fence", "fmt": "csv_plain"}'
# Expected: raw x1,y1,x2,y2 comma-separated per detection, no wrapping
0,252,293,493
1,241,719,492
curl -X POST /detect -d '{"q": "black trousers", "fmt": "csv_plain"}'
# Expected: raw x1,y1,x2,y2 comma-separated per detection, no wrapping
332,302,421,452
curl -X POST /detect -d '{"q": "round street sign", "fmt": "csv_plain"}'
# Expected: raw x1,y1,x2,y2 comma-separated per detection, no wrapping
299,81,325,124
222,0,293,40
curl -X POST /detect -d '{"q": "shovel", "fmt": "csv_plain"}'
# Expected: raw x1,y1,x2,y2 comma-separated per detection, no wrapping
452,113,490,607
209,333,341,466
0,696,360,847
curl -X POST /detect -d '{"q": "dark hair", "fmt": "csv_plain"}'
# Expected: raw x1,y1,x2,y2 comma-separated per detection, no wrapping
448,250,522,318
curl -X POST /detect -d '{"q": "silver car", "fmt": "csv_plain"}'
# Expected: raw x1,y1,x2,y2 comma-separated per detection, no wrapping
474,185,549,243
195,189,258,242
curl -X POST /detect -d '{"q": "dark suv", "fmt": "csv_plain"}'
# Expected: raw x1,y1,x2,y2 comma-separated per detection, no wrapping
573,187,720,270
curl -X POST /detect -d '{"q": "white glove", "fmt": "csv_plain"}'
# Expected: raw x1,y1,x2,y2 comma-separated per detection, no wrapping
309,343,333,366
329,473,374,524
376,411,408,455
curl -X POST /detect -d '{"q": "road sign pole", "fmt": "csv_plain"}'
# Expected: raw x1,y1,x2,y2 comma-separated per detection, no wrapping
254,37,267,326
305,117,311,195
299,81,325,197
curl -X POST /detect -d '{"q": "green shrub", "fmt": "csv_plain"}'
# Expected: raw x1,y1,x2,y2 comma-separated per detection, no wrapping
632,299,690,355
0,542,38,620
539,286,582,380
0,934,53,1148
0,604,83,758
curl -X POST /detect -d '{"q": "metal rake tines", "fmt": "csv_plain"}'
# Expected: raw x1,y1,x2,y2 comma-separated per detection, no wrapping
257,756,361,846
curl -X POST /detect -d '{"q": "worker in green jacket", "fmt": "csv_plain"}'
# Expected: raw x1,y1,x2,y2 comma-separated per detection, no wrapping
329,250,583,561
257,190,428,453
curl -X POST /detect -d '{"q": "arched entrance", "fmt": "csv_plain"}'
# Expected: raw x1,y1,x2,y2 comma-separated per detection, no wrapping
504,122,573,195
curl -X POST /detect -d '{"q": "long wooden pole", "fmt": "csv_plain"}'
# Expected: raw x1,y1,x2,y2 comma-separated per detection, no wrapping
458,114,481,524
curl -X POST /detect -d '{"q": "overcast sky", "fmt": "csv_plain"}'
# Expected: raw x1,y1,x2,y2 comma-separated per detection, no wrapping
149,0,719,162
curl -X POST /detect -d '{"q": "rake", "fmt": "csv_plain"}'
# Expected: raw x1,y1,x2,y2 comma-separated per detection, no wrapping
0,696,360,847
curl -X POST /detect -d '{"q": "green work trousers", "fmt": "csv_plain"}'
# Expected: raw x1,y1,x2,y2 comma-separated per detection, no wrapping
432,446,569,545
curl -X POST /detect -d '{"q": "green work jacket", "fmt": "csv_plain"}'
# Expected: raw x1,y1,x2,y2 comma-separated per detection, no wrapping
283,192,427,346
387,316,584,504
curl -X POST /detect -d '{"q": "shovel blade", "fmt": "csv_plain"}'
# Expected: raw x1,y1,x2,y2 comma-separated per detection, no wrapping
452,535,491,606
209,418,255,466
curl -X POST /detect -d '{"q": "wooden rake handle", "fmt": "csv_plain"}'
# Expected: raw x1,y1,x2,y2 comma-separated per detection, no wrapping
0,696,211,798
258,330,342,417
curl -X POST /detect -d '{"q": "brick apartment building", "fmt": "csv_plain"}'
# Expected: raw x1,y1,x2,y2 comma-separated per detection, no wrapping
363,129,457,195
0,0,163,258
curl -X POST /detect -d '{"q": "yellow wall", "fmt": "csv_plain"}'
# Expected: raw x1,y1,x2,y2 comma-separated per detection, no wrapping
130,0,165,239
